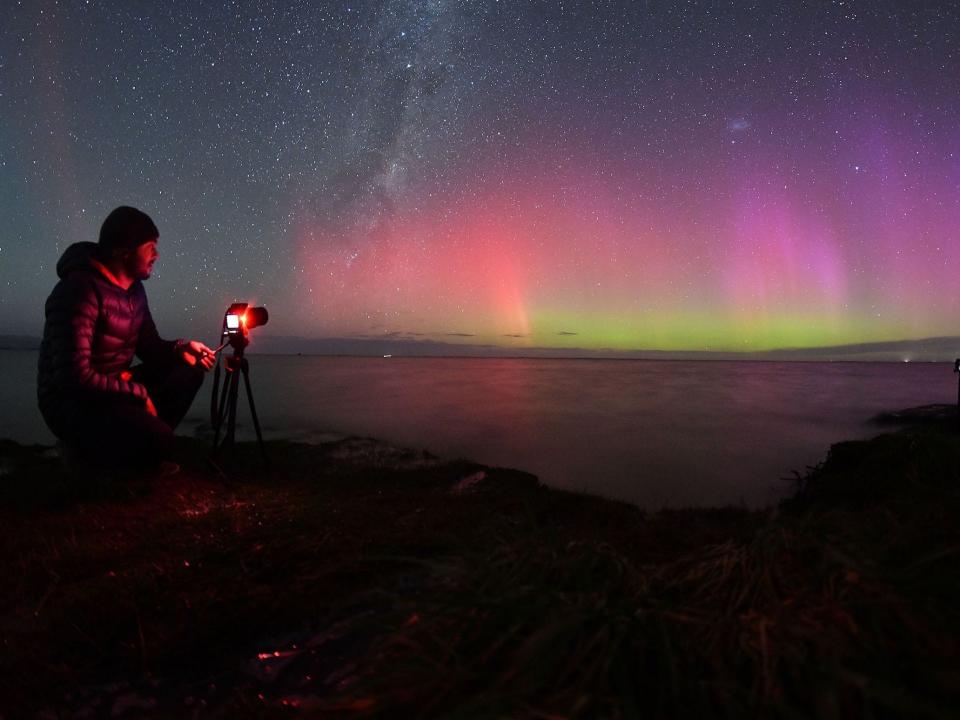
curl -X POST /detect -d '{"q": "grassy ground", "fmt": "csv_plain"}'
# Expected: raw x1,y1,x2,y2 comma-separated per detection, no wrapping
0,411,958,718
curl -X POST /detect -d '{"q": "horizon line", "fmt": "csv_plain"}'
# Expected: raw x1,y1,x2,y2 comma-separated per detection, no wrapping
2,332,959,361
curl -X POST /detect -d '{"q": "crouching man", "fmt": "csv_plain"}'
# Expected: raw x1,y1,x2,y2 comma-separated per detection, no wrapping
37,206,215,472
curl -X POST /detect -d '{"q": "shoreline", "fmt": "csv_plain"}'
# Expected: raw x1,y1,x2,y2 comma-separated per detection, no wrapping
1,409,958,717
3,343,958,363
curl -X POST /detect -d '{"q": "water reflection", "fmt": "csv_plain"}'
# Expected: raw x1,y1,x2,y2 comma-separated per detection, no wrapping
1,351,951,509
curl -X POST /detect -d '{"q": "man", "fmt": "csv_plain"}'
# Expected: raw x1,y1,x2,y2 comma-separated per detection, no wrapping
37,206,215,471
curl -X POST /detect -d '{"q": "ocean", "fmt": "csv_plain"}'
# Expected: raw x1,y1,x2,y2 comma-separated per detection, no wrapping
2,350,953,509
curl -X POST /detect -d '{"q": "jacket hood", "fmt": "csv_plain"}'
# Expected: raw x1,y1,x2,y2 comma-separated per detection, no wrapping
56,242,99,279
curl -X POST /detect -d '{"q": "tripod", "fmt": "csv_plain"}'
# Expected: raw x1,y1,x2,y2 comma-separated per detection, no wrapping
211,334,267,464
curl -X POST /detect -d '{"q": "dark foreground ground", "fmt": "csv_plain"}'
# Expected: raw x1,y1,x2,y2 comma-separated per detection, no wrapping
1,408,958,719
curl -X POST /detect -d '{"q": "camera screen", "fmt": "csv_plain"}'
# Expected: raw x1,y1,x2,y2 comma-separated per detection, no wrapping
226,314,240,330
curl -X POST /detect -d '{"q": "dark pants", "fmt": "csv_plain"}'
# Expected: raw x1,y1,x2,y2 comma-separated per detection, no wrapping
61,362,204,469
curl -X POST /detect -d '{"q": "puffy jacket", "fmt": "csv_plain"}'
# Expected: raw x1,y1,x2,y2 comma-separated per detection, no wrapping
37,242,181,435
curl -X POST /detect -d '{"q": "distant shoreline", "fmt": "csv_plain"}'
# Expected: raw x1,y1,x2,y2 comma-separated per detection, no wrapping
0,345,950,364
2,334,958,363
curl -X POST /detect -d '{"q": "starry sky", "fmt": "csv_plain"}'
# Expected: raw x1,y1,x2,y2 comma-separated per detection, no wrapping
2,0,959,354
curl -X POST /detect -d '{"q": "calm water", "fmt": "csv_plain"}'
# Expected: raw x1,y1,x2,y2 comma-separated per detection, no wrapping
2,350,953,508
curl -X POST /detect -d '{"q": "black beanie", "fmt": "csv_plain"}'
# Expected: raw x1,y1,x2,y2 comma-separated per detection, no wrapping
98,206,159,253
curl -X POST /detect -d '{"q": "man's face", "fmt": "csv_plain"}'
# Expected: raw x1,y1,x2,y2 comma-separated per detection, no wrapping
126,239,158,280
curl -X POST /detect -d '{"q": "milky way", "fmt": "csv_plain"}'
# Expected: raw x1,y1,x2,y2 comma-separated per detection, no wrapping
2,1,959,353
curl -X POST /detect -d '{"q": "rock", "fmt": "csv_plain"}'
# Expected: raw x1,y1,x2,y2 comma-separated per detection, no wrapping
451,471,486,494
872,404,958,426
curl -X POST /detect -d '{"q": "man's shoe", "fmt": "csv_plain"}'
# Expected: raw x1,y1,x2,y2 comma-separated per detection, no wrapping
156,461,181,478
58,441,85,469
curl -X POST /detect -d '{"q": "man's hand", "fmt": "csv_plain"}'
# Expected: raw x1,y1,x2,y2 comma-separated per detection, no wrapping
145,396,158,417
181,340,216,371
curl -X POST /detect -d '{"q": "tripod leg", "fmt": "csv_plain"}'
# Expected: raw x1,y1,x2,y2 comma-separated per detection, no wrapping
226,366,240,449
213,364,232,451
209,361,220,429
241,359,267,463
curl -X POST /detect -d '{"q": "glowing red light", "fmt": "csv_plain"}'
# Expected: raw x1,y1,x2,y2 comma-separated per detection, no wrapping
257,649,299,660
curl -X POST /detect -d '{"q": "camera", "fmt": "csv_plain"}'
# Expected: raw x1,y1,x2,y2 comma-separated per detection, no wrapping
224,302,269,337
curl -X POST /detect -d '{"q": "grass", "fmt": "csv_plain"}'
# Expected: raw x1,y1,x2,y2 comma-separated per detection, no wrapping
0,412,958,718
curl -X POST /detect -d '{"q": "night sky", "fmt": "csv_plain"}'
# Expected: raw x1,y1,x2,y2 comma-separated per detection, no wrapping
2,1,959,354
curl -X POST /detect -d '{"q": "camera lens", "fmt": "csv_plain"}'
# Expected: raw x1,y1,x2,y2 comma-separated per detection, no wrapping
246,307,269,329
